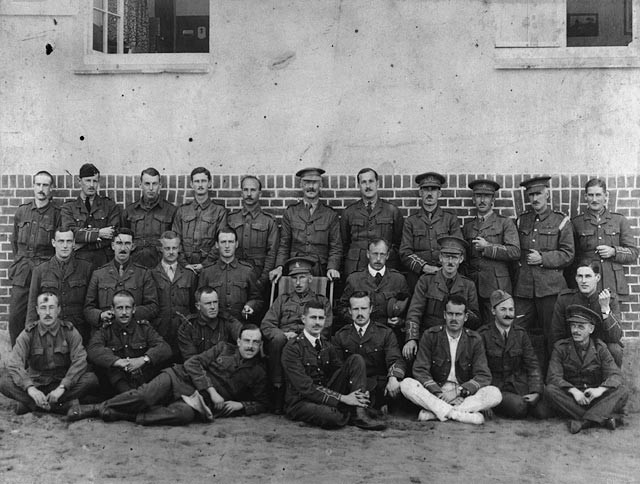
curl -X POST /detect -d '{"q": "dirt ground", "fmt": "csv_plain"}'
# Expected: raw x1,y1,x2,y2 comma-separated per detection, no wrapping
0,391,639,484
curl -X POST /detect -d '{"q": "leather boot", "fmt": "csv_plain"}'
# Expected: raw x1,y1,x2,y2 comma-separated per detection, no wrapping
100,407,137,422
51,399,78,415
351,407,387,431
67,402,102,422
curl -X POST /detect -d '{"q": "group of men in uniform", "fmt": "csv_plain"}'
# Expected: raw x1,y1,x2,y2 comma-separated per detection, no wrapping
2,163,636,434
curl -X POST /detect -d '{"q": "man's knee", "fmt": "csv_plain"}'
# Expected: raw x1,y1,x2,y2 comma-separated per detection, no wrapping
344,354,366,372
400,377,421,397
496,392,528,419
478,385,502,407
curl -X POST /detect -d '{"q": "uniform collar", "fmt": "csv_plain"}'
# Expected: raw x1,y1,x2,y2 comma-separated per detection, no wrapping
194,197,212,209
136,196,164,211
533,206,552,221
303,330,321,347
368,265,386,278
241,205,262,218
38,319,61,337
218,258,238,269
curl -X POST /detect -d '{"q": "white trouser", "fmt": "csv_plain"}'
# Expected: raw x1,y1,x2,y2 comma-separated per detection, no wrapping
401,378,502,421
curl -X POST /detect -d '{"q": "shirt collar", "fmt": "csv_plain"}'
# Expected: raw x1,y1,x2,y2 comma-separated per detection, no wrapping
494,323,510,337
161,261,177,272
304,199,319,209
353,322,370,335
446,329,462,343
368,265,386,278
477,210,494,222
303,330,320,347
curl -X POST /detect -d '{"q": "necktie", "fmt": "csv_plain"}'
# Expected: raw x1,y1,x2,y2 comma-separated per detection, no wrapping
502,331,508,344
446,277,454,291
167,265,175,281
367,201,373,214
118,264,124,278
85,197,91,213
307,203,313,217
374,272,382,286
358,327,364,338
314,339,322,353
479,216,484,223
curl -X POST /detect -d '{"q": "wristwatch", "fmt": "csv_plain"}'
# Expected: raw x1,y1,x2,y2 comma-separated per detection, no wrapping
143,355,151,364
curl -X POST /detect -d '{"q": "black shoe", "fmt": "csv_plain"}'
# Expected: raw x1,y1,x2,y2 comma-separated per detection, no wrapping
569,419,583,434
15,402,31,415
67,403,101,422
604,417,616,431
351,408,387,431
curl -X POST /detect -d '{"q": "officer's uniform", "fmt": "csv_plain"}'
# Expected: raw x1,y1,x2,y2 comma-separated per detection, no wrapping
8,199,59,344
479,322,543,418
571,208,638,296
149,262,197,361
60,194,122,268
83,260,159,329
27,255,94,344
549,288,623,366
124,197,177,268
227,206,280,291
171,198,228,265
332,321,406,408
340,198,404,275
198,258,264,323
87,318,172,394
513,177,575,368
0,318,98,413
462,180,520,325
177,312,243,361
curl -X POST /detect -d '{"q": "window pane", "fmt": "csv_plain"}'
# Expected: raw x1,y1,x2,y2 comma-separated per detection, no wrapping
93,10,104,52
567,0,632,46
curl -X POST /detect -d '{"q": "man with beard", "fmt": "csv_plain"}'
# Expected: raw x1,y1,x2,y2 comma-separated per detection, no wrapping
513,176,574,369
571,178,638,297
399,172,462,290
271,167,342,282
341,168,404,275
479,290,544,418
402,236,480,361
9,170,60,345
545,305,628,434
227,176,280,298
88,290,171,394
462,179,520,325
400,295,501,424
84,228,159,330
68,325,269,426
172,166,228,274
61,163,122,268
198,226,264,323
550,260,623,366
124,167,177,268
27,228,94,344
1,292,98,415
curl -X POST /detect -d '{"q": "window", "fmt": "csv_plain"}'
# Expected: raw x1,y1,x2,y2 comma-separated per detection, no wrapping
493,0,640,69
78,0,211,74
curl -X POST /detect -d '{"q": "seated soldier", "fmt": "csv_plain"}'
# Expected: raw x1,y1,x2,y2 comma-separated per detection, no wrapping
550,260,623,367
479,290,545,419
177,286,243,361
337,238,410,341
84,228,159,331
332,292,405,411
68,325,269,426
261,256,333,413
0,292,98,415
282,300,386,430
198,226,264,322
87,290,171,394
545,305,628,434
400,295,502,425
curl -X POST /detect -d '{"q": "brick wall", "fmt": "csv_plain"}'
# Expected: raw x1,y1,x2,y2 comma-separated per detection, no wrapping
1,172,639,336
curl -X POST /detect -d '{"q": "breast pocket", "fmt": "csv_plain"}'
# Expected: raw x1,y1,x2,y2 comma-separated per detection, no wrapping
412,228,427,248
250,222,269,246
17,220,31,245
603,226,620,245
53,341,71,366
538,227,559,249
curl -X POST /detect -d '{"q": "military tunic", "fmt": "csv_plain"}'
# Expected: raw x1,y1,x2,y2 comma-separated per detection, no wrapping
340,199,404,274
172,198,228,265
124,197,177,268
177,313,243,361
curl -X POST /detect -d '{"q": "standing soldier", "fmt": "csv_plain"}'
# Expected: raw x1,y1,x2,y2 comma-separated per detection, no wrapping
227,175,279,296
462,179,520,325
400,172,462,290
271,167,342,283
513,176,574,369
571,178,638,297
60,163,122,269
124,167,177,269
172,166,227,274
341,167,403,276
8,170,60,345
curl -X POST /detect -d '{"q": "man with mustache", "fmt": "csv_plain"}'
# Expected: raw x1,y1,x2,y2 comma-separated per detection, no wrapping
227,176,280,300
8,170,60,345
27,228,94,344
261,257,333,413
281,300,386,430
68,325,269,426
462,179,520,325
172,166,228,274
61,163,122,269
478,290,545,418
513,176,574,371
549,260,623,366
124,167,177,269
87,290,171,394
1,292,98,415
400,172,462,291
341,168,404,275
402,236,480,360
271,167,342,283
545,305,627,434
570,178,638,298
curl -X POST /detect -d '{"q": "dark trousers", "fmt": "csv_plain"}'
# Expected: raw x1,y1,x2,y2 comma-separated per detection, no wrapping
544,384,628,424
478,297,492,329
74,248,111,270
9,284,30,346
101,371,196,426
286,354,367,429
0,371,99,412
264,331,289,386
494,391,549,419
515,295,557,373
